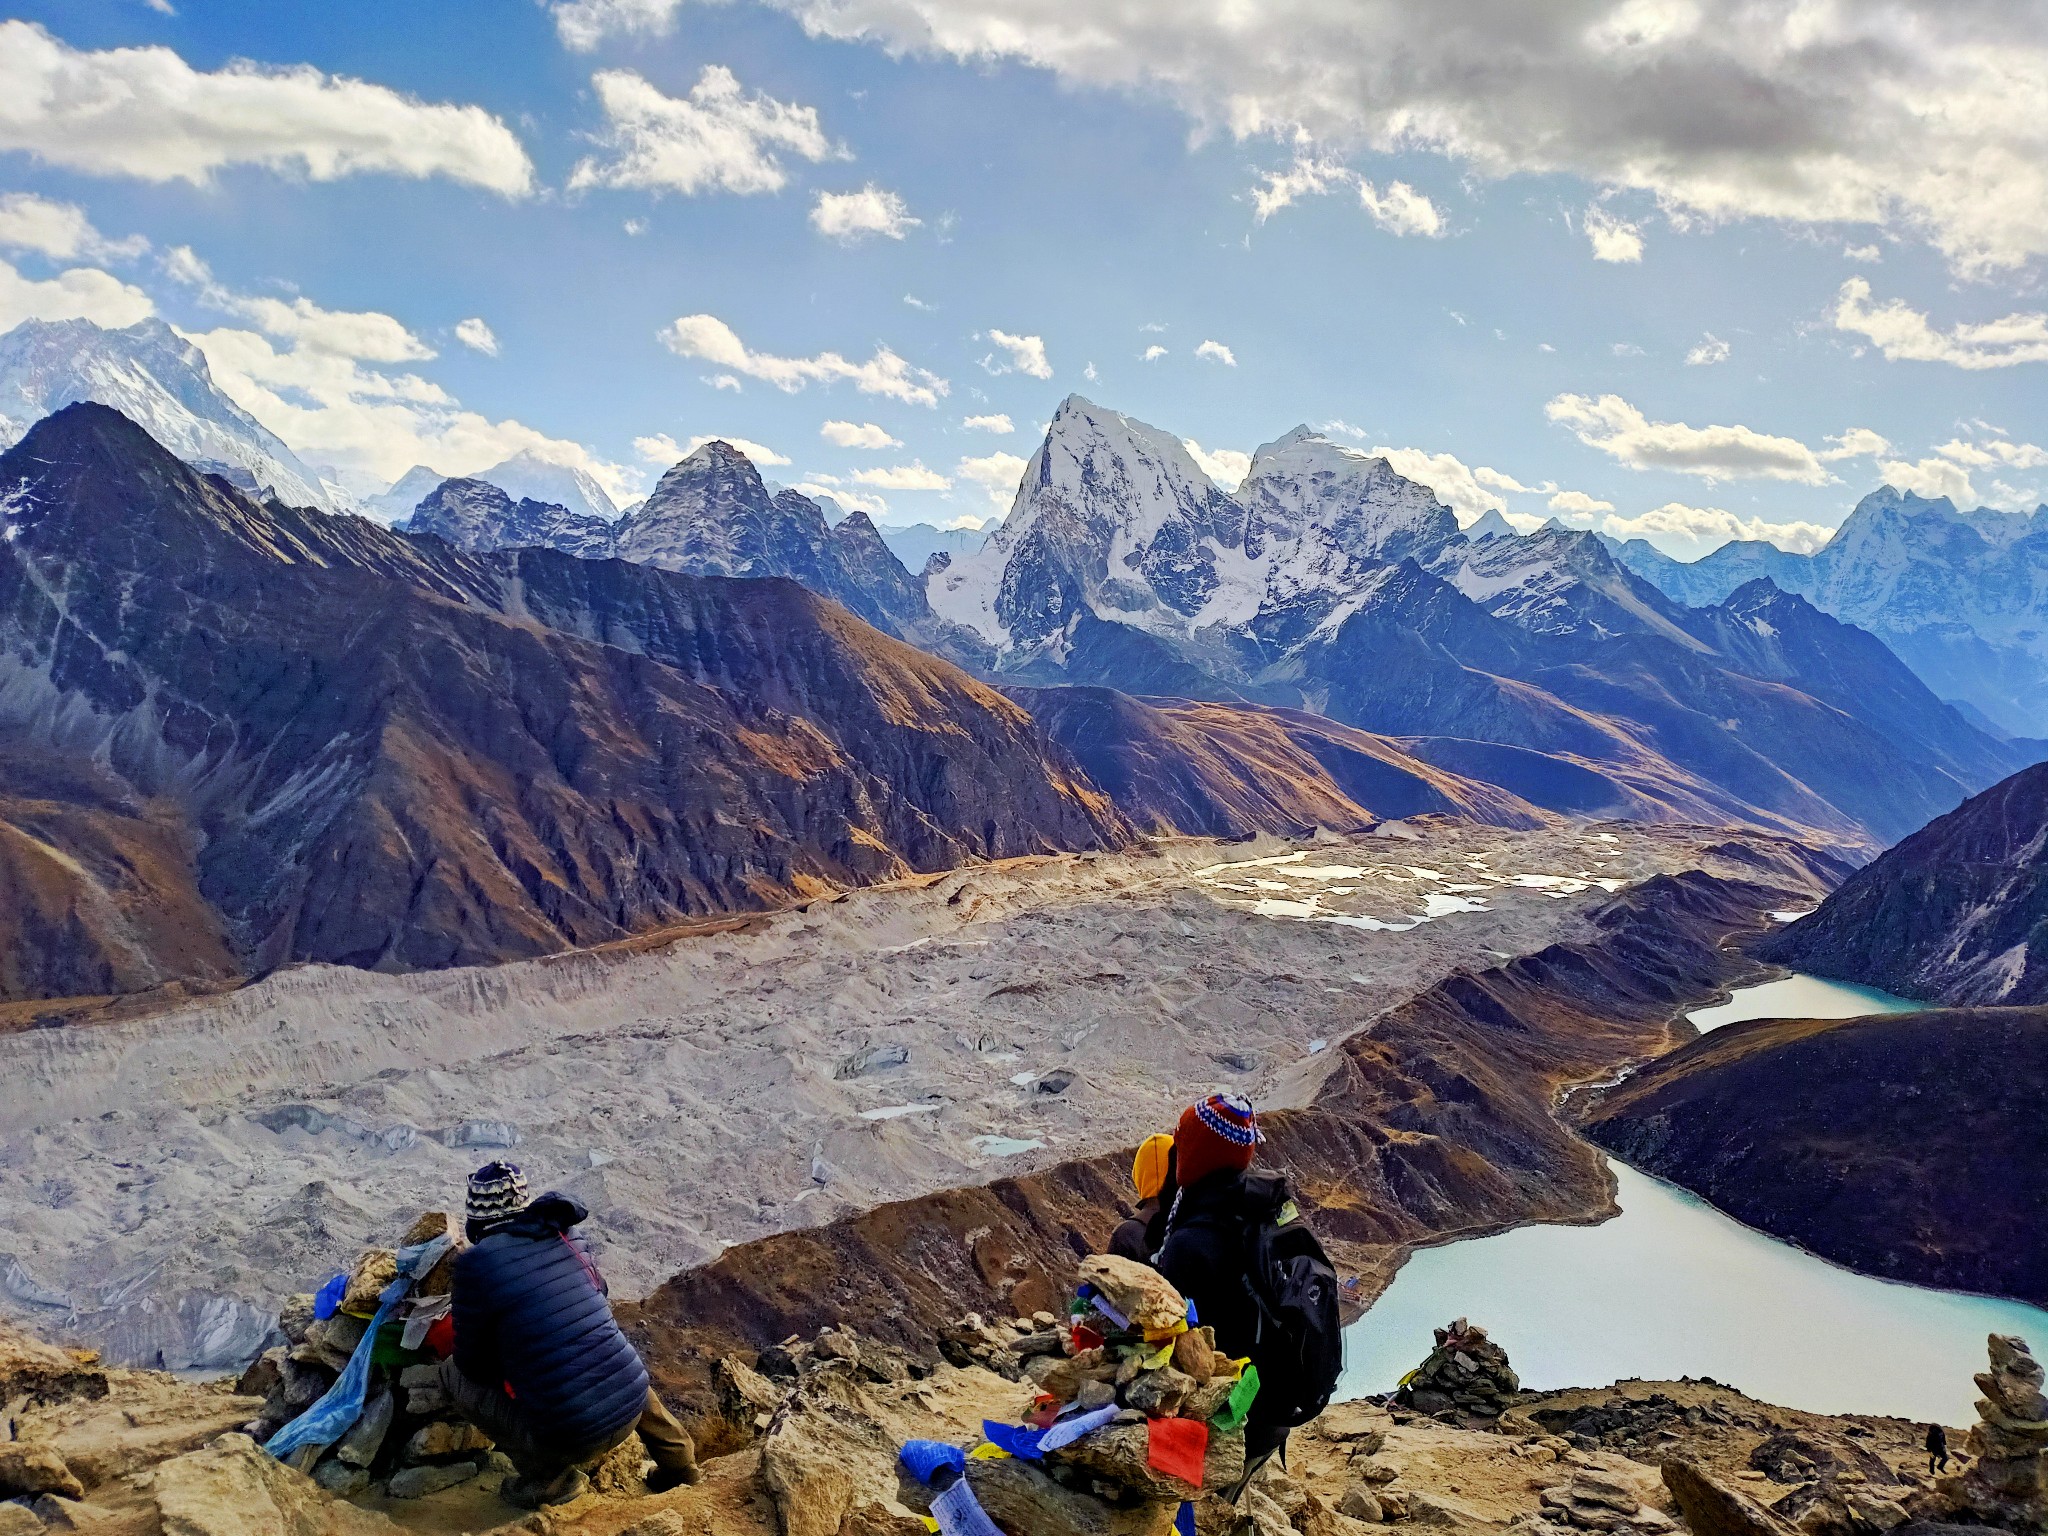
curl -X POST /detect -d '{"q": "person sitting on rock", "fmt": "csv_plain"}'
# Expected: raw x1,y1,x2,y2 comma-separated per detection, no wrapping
1108,1132,1176,1265
1925,1422,1949,1475
441,1162,701,1508
1156,1093,1343,1496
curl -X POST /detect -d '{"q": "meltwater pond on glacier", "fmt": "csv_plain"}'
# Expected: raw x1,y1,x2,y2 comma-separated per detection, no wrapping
1340,1162,2048,1424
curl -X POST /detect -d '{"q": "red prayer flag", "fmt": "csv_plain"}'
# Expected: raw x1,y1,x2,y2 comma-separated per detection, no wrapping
1146,1416,1209,1489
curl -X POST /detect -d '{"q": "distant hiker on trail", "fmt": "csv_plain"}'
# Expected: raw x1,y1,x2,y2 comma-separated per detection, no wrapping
1156,1094,1343,1496
1108,1131,1176,1264
442,1162,701,1508
1927,1422,1950,1474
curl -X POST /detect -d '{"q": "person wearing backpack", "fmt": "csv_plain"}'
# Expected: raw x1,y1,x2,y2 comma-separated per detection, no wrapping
1155,1094,1343,1494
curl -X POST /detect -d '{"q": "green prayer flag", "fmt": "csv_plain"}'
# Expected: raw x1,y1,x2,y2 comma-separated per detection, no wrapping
1210,1363,1261,1434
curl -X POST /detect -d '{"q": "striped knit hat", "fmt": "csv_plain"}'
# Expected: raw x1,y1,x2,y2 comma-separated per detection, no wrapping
1174,1093,1262,1187
466,1161,528,1230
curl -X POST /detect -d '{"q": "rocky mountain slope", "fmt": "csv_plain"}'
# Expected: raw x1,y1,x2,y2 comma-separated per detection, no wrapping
1583,1006,2048,1305
924,398,2030,845
1613,488,2048,737
0,316,339,511
0,403,1128,1002
405,475,615,558
1761,760,2048,1003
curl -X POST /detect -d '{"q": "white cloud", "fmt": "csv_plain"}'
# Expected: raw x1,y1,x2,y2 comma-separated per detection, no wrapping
962,412,1013,434
1935,436,2048,471
1832,279,2048,371
1182,439,1251,490
1684,333,1729,367
707,373,742,391
1880,455,1976,505
1843,243,1882,263
544,0,687,51
567,67,837,198
750,0,2048,272
793,481,888,516
981,328,1052,379
956,450,1028,507
635,432,789,467
821,419,900,449
1584,204,1644,263
454,317,499,357
0,21,532,194
1546,392,1831,484
1372,446,1505,521
659,313,949,406
851,460,950,490
1547,489,1614,515
0,192,146,262
903,293,934,310
1140,344,1167,362
811,185,919,242
1194,339,1237,366
1474,467,1552,495
1250,155,1443,236
1083,361,1099,380
0,256,154,331
623,217,647,236
1557,501,1835,559
1819,427,1891,462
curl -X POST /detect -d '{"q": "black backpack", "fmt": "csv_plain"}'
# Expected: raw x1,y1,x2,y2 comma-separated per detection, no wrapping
1234,1173,1344,1429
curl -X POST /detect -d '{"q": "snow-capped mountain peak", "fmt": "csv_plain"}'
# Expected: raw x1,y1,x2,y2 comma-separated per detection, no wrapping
0,316,336,512
472,449,619,523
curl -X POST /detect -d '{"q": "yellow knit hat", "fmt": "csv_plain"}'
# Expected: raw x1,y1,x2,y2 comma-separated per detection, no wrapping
1131,1133,1175,1202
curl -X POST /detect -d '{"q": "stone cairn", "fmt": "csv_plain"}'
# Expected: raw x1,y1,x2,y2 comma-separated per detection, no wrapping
907,1254,1262,1535
1394,1319,1521,1424
1928,1333,2048,1531
235,1211,646,1502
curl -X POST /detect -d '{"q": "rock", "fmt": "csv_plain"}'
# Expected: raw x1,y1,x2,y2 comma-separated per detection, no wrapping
755,1344,801,1381
1341,1485,1386,1522
0,1504,43,1536
814,1329,862,1366
1380,1491,1412,1521
0,1444,84,1502
616,1514,690,1536
276,1296,316,1348
1052,1420,1247,1499
1039,1349,1114,1401
1125,1365,1197,1419
398,1364,449,1418
385,1461,479,1499
1926,1334,2048,1530
312,1460,371,1498
1172,1327,1220,1382
708,1354,786,1452
399,1211,451,1247
400,1422,491,1463
1014,1330,1067,1361
340,1252,396,1317
1076,1255,1188,1333
1355,1458,1402,1485
1663,1458,1800,1536
1396,1320,1520,1420
1573,1475,1643,1514
958,1456,1178,1536
758,1364,902,1536
334,1388,394,1468
152,1434,399,1536
236,1350,284,1401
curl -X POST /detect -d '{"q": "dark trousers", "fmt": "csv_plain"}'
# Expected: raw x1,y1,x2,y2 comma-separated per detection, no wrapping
440,1359,697,1485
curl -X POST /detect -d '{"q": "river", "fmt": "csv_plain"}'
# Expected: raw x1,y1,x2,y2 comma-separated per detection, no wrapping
1340,974,2048,1424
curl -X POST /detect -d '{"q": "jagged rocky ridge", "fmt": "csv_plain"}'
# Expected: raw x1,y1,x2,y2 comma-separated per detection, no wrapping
1762,760,2048,1003
924,397,2031,845
1613,487,2048,738
0,404,1131,1001
1583,1005,2048,1305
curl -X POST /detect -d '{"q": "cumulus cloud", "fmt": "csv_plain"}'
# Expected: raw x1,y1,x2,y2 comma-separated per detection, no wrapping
981,328,1052,379
1556,501,1836,560
1684,333,1729,367
851,460,950,490
1819,427,1892,462
1879,455,1976,505
544,0,687,51
957,449,1029,507
1371,446,1505,521
1832,279,2048,371
0,257,154,331
1548,489,1614,515
634,432,788,467
752,0,2048,272
821,419,900,449
1182,439,1251,490
1843,243,1882,263
567,67,837,198
1546,392,1831,484
1194,339,1237,366
811,185,919,241
454,317,499,356
1935,436,2048,471
659,313,949,406
962,412,1013,433
0,21,532,194
1250,155,1443,235
1141,344,1167,362
0,192,147,262
1584,204,1644,263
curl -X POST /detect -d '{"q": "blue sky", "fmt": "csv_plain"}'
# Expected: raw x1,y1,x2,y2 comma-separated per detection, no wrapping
2,0,2044,554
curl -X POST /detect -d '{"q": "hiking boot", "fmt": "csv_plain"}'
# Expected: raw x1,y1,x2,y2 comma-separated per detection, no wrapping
646,1462,702,1492
500,1469,589,1509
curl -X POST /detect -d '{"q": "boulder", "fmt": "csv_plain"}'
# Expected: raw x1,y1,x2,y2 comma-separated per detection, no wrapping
758,1364,904,1536
339,1253,396,1318
333,1388,393,1468
706,1354,787,1454
0,1442,84,1502
1076,1256,1188,1334
1052,1420,1247,1500
1341,1485,1385,1523
400,1421,490,1463
312,1460,371,1498
959,1457,1178,1536
151,1433,400,1536
0,1504,44,1536
385,1461,478,1499
1663,1458,1800,1536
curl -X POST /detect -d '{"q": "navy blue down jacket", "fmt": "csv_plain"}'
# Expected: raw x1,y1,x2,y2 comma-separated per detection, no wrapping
451,1193,648,1456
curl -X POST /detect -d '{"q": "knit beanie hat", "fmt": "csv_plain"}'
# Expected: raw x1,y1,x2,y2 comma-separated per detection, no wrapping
1174,1093,1261,1188
466,1161,528,1230
1132,1133,1176,1203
